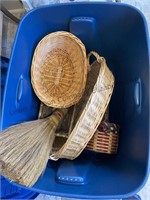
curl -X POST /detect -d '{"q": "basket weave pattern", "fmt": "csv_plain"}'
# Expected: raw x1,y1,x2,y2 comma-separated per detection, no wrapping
86,122,119,154
50,51,115,160
86,131,118,154
31,31,87,108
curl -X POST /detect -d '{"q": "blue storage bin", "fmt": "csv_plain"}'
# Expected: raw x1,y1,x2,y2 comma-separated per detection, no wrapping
0,175,38,200
1,2,150,199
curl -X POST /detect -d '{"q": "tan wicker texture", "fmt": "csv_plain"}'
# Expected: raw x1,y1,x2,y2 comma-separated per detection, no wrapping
38,104,119,155
49,51,115,160
86,122,119,154
31,31,87,108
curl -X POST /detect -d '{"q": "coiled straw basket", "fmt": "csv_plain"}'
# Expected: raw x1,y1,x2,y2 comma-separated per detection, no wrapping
31,31,87,108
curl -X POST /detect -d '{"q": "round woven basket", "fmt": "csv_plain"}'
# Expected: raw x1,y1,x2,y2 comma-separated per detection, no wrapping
31,31,87,108
49,51,115,160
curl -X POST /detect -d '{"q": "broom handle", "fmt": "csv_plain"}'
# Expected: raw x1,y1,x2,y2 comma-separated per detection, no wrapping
48,109,68,128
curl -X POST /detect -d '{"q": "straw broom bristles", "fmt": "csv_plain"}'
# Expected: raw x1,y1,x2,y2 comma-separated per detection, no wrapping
0,109,67,187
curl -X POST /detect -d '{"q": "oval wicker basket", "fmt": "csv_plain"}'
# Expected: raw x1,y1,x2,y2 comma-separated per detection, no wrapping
31,31,87,108
49,51,115,160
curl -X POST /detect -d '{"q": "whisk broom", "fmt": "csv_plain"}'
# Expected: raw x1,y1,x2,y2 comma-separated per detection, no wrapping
0,108,67,187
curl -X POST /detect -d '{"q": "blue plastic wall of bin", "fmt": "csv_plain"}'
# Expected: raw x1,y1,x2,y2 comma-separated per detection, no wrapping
0,175,38,200
1,2,150,199
0,56,39,200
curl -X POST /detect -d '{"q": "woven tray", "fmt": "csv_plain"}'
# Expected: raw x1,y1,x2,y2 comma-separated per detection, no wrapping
49,51,115,160
38,105,119,155
31,31,87,108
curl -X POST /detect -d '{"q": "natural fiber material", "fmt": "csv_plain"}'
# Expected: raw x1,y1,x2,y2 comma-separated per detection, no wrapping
38,106,119,155
31,31,87,108
50,51,115,160
38,103,75,134
86,122,119,154
0,109,67,186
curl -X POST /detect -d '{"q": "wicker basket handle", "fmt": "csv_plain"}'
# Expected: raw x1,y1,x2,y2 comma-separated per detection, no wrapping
87,51,104,71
